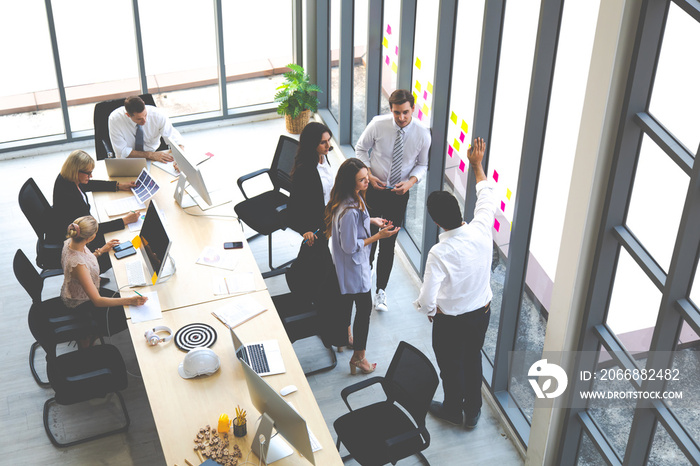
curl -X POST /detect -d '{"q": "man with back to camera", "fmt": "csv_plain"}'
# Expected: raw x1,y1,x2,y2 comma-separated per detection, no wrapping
414,137,496,428
355,89,431,312
108,95,184,162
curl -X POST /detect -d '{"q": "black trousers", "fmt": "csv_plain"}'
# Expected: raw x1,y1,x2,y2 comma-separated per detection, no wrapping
75,288,128,337
365,185,410,292
339,291,372,351
432,304,491,417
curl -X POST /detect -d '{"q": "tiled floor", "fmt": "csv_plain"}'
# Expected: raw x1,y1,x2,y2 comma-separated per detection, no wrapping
0,117,523,465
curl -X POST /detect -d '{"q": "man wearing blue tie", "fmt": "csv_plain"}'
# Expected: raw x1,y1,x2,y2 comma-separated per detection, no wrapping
108,95,184,163
355,89,431,312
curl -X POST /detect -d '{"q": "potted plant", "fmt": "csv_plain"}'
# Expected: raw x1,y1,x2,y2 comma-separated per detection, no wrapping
275,63,322,134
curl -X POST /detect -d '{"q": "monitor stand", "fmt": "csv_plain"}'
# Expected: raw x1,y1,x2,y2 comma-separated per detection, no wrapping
252,413,293,464
173,175,197,208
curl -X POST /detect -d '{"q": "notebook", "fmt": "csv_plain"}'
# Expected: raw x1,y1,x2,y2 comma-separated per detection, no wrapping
230,328,285,377
105,158,148,177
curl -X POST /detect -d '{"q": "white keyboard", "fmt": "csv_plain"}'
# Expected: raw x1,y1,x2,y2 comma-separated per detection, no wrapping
125,260,147,286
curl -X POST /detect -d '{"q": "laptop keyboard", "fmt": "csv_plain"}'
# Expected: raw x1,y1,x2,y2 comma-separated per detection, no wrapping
126,260,147,286
247,343,270,374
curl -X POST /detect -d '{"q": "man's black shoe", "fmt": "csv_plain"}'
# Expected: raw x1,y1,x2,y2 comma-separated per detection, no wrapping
429,401,463,426
464,409,481,429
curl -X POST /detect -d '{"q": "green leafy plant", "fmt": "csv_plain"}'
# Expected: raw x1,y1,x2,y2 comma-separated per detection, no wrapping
274,63,322,118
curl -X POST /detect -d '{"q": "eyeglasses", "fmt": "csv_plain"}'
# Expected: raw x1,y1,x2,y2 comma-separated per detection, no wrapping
79,170,93,176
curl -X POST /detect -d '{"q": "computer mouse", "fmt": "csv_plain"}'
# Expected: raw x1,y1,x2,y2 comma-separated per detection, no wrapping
280,384,298,396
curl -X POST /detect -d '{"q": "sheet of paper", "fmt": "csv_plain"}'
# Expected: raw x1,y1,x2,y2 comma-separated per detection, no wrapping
211,295,267,329
131,168,160,204
152,160,179,177
126,291,162,323
196,246,239,270
128,208,167,232
212,273,255,295
105,196,146,216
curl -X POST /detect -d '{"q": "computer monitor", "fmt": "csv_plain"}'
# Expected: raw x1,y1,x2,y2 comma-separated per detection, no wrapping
164,135,213,207
138,200,173,285
232,329,315,465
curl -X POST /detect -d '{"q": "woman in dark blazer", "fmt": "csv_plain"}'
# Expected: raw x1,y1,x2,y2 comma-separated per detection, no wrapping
50,150,139,271
286,122,350,349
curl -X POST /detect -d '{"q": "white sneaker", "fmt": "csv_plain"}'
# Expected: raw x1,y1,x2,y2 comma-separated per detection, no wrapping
374,289,388,312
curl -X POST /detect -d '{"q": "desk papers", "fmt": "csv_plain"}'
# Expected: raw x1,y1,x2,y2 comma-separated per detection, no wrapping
196,246,239,271
126,291,162,323
211,295,267,329
213,272,255,296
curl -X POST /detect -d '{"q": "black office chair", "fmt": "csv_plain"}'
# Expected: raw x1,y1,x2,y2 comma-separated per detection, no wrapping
334,341,439,466
93,92,167,160
271,261,337,376
18,178,63,278
29,317,131,447
234,135,299,278
14,249,94,387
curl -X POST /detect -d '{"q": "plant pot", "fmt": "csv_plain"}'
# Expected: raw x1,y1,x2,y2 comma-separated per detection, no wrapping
285,109,311,134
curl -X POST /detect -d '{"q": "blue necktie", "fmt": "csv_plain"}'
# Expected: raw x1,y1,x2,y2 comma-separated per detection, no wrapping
135,124,144,151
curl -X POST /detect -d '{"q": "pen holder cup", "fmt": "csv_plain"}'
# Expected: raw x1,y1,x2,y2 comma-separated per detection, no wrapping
233,418,247,437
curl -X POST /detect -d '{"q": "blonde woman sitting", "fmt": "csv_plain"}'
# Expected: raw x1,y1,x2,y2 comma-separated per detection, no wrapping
62,216,147,342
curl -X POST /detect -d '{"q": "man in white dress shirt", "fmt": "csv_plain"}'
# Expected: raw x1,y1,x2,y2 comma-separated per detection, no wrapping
108,95,184,162
355,89,431,312
414,137,496,429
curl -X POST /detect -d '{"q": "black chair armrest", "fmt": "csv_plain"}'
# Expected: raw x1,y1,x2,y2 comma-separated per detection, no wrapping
282,310,318,324
384,425,428,449
340,376,384,411
236,168,270,200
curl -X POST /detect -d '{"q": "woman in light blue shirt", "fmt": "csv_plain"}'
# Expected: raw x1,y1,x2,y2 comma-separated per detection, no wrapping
324,159,399,374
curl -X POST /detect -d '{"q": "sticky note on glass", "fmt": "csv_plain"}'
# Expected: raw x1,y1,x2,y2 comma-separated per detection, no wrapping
423,90,428,100
427,82,433,93
493,170,499,182
450,111,458,125
415,57,422,69
383,37,389,48
461,120,469,133
500,201,506,212
459,160,466,172
494,219,501,232
422,104,429,115
395,45,399,55
385,55,390,65
415,81,422,92
387,24,392,34
459,132,465,143
448,145,454,157
391,62,398,73
506,188,512,200
454,139,461,151
417,109,424,120
413,91,418,101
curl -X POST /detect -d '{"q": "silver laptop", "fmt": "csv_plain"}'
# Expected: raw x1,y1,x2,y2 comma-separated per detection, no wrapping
230,328,285,376
105,158,148,177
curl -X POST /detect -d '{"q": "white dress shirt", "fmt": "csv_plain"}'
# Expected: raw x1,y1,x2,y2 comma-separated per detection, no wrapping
317,158,334,206
414,181,498,316
108,105,184,158
355,114,431,184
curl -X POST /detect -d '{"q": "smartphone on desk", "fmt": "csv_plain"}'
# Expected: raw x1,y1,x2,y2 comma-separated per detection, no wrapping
115,247,136,259
224,242,243,250
114,241,133,253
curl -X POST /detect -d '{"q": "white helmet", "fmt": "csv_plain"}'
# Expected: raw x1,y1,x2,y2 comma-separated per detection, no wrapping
178,347,221,379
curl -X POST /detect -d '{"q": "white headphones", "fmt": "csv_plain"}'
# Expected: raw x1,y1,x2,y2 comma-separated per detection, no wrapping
145,326,173,346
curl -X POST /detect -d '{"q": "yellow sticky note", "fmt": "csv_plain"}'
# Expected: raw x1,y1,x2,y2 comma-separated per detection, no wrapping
461,120,469,133
413,91,418,102
391,61,397,73
422,104,429,115
383,37,388,48
427,82,433,93
506,188,512,200
415,81,422,92
454,139,461,151
151,272,158,285
132,235,142,249
450,111,458,125
415,57,422,69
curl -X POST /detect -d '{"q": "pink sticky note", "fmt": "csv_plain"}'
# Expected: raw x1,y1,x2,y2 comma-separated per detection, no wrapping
459,132,465,143
395,45,398,55
500,201,505,212
387,24,392,34
493,170,499,182
448,146,453,157
417,109,424,120
459,160,466,172
385,55,390,66
494,219,501,231
205,152,215,158
423,90,428,100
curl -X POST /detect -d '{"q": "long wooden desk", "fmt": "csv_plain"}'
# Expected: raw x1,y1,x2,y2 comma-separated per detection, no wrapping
91,161,342,465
